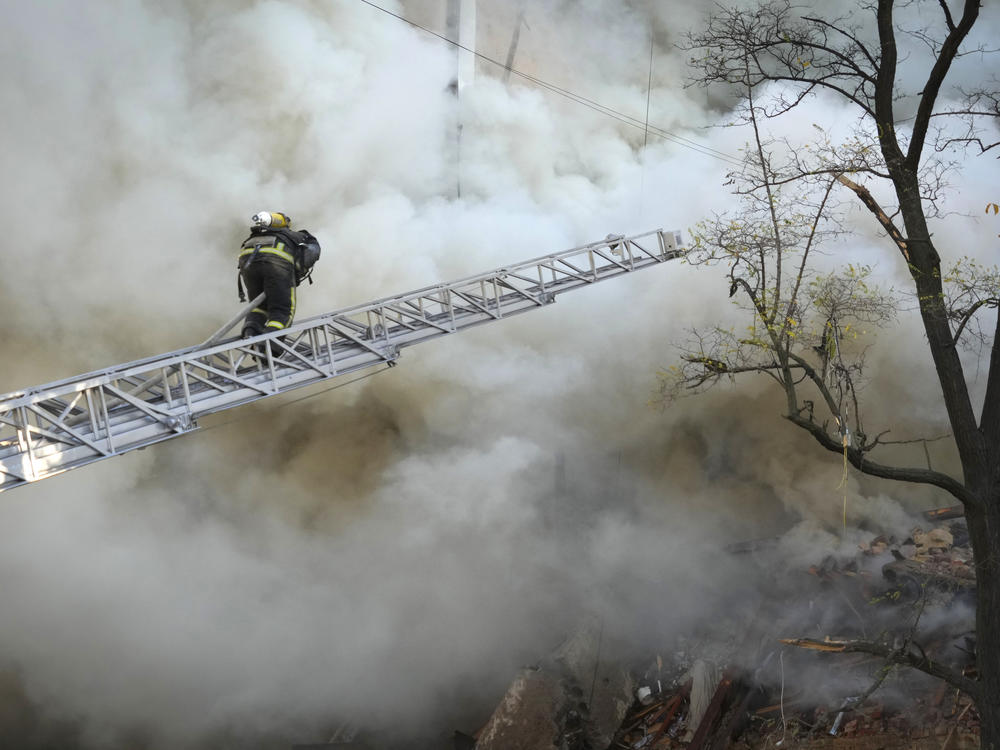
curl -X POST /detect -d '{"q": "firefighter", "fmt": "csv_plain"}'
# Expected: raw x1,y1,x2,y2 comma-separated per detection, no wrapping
237,211,321,341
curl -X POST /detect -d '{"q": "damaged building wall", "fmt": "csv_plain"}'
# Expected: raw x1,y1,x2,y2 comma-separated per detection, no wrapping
475,618,635,750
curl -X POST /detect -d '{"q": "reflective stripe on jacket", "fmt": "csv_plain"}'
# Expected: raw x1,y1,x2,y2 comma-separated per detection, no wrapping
239,241,295,264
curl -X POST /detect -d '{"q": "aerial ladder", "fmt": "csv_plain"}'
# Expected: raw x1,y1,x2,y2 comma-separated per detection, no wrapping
0,229,685,493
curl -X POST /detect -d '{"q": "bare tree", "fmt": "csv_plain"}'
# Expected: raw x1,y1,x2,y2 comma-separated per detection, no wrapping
666,1,1000,745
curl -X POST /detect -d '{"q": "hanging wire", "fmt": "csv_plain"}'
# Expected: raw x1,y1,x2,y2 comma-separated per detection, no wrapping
836,410,850,535
637,27,655,227
357,0,745,168
827,321,852,536
643,29,654,150
778,649,788,747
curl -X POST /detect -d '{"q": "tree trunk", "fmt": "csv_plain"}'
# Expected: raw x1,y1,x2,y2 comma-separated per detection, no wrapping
896,180,1000,747
967,494,1000,750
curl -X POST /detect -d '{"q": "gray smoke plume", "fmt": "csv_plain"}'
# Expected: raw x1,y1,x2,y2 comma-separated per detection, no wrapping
0,1,997,747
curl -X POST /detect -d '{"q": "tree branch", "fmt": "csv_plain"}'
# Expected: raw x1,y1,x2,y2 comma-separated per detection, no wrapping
680,356,792,389
785,351,842,418
764,166,893,186
870,432,951,448
747,72,780,323
953,298,1000,345
683,2,880,119
756,72,876,118
835,174,910,260
778,350,976,504
938,0,957,33
779,637,981,699
906,0,981,168
931,110,1000,119
782,178,836,340
784,412,980,508
935,136,1000,155
874,0,906,167
800,15,878,69
732,276,762,309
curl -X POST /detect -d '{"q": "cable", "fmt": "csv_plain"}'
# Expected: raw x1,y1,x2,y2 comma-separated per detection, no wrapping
643,30,654,150
356,0,745,168
778,650,788,746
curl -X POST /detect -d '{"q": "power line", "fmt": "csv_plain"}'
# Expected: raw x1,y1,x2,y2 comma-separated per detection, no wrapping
643,29,654,150
356,0,744,168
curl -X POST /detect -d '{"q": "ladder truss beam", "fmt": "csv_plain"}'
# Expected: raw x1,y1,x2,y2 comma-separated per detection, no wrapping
0,229,684,492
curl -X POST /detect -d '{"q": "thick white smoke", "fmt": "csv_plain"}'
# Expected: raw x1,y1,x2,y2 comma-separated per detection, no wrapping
0,1,996,747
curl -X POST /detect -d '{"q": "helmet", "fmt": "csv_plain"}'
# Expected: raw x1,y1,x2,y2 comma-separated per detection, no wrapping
252,211,292,228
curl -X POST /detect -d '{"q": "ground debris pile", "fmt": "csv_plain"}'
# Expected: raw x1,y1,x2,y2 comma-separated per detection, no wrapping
607,508,980,750
293,510,981,750
612,658,980,750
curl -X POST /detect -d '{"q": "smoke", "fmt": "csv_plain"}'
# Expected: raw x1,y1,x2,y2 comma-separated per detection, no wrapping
0,0,996,747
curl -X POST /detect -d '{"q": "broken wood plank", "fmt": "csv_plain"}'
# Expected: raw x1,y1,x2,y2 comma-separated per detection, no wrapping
685,669,737,750
709,676,754,750
623,699,671,731
648,692,686,745
779,637,849,652
755,699,806,716
779,637,978,696
922,505,964,522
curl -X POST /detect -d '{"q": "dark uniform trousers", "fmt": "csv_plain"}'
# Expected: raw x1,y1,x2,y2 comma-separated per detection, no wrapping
240,258,296,337
239,252,297,338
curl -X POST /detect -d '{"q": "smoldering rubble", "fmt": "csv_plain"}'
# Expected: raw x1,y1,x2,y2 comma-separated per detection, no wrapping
424,507,980,750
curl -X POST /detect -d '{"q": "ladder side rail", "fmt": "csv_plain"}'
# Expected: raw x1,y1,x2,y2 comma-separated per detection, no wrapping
0,234,676,425
0,338,400,490
0,241,660,438
0,229,685,492
285,229,671,328
0,229,678,410
0,299,582,489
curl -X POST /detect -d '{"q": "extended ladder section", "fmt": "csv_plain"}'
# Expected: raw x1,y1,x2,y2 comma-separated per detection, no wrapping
0,229,684,492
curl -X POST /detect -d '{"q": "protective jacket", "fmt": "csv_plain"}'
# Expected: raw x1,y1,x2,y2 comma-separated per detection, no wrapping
237,226,319,337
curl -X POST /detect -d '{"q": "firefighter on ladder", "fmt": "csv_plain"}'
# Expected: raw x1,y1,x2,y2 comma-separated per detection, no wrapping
237,211,321,345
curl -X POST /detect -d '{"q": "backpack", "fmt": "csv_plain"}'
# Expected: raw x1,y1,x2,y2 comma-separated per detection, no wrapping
291,229,321,286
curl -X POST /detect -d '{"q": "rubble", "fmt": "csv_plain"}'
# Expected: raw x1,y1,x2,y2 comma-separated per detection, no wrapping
912,527,954,558
289,507,981,750
473,668,580,750
605,507,980,750
474,618,635,750
682,661,720,743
